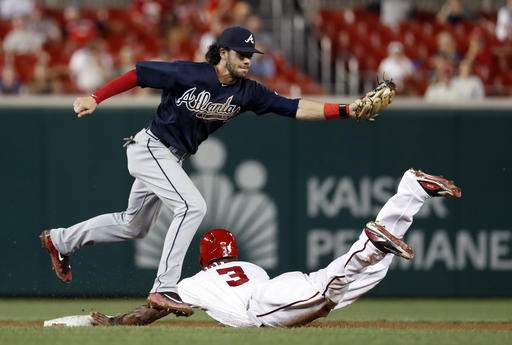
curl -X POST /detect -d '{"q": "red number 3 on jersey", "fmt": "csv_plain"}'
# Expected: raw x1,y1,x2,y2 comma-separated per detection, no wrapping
216,266,249,286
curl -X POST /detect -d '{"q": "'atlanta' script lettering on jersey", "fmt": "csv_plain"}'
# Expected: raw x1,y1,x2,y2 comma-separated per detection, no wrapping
176,87,241,121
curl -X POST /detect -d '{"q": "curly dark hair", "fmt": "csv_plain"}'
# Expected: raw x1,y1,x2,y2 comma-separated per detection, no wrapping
206,44,228,65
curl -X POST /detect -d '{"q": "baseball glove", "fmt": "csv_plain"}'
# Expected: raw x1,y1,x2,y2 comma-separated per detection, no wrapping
91,304,171,326
352,79,396,121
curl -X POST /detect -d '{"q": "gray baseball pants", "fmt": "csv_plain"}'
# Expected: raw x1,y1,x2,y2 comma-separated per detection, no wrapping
50,128,206,293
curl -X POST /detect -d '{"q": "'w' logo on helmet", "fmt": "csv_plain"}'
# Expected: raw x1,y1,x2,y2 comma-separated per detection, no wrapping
244,34,254,44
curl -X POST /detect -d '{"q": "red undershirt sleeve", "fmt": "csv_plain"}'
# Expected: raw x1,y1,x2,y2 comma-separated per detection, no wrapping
91,69,138,104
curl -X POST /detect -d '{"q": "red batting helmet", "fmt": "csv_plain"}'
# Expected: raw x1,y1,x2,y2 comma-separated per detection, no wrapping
199,229,239,268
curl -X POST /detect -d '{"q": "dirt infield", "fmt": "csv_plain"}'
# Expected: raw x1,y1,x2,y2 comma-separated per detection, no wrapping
1,320,512,330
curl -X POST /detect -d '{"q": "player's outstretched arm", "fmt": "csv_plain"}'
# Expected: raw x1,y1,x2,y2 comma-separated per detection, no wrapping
296,99,354,121
295,79,396,121
73,69,138,118
91,304,171,326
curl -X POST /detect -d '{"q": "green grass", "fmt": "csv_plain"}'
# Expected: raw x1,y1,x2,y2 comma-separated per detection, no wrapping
1,298,511,323
2,327,511,345
1,299,511,345
331,299,512,322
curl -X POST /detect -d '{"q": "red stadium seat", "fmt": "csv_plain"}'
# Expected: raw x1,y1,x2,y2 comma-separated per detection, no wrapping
13,54,38,83
312,6,512,94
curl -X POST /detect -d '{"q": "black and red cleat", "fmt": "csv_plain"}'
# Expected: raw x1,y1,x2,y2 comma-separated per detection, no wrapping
147,292,194,317
40,230,72,283
410,169,462,198
364,221,414,260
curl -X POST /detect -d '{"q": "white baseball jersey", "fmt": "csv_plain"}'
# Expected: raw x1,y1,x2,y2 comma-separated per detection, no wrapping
177,260,270,327
177,262,338,328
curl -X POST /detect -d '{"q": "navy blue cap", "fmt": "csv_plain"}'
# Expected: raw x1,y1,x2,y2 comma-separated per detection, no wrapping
217,26,263,54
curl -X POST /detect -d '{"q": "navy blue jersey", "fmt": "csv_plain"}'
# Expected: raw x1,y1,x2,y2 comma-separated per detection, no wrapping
136,61,299,154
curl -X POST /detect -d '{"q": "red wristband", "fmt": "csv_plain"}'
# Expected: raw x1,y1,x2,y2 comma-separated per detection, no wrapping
324,103,350,120
91,69,138,104
324,103,339,120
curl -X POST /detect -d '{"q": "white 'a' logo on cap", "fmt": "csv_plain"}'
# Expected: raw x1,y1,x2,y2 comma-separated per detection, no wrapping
244,34,254,44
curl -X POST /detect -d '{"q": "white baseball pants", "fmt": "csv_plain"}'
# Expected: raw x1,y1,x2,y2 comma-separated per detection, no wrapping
49,129,206,293
249,169,430,327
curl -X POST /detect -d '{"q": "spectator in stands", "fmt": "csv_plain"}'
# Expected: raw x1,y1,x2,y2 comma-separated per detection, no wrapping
231,1,252,26
380,0,413,28
29,54,63,94
451,59,485,100
203,0,235,24
0,0,33,20
434,31,461,69
117,44,138,74
378,41,415,91
494,0,512,73
164,25,196,61
245,14,273,51
28,7,62,45
3,16,43,54
243,15,275,81
129,0,167,36
496,0,512,42
69,39,113,93
64,5,98,46
437,0,468,24
0,64,24,94
249,44,276,81
195,18,223,62
463,28,493,85
424,56,458,101
173,0,205,28
465,28,492,66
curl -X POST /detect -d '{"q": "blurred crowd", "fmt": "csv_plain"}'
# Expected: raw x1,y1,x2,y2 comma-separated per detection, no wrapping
0,0,321,96
2,0,512,98
316,0,512,98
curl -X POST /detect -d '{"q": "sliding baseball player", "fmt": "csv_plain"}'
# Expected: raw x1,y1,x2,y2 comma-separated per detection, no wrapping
45,169,460,327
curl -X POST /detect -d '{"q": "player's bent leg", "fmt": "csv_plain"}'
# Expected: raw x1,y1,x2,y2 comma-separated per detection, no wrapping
249,272,336,327
376,168,461,238
47,179,159,255
334,255,393,310
41,179,160,283
147,186,207,291
307,229,387,305
324,168,461,308
250,230,389,327
127,130,205,316
147,190,205,316
251,169,462,325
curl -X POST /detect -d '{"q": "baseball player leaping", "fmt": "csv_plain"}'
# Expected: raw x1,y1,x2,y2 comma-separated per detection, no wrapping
40,26,396,317
84,169,461,327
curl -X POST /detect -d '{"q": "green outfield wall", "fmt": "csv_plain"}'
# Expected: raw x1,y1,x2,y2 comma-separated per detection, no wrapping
1,104,511,297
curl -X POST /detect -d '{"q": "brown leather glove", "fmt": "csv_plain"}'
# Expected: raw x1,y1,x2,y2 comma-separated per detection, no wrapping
352,79,396,121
